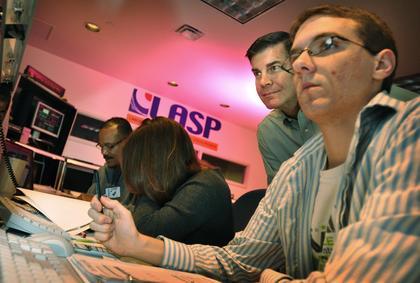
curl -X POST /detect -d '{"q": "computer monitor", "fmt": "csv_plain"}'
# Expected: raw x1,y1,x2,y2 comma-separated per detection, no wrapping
8,75,77,155
31,101,64,138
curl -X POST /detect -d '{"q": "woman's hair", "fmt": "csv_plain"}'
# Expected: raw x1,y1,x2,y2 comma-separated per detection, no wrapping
122,117,201,205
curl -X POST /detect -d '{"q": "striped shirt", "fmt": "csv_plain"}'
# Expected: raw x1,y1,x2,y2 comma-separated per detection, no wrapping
160,93,420,282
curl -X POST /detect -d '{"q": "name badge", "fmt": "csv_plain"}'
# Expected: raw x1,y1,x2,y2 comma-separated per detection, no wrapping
105,186,121,198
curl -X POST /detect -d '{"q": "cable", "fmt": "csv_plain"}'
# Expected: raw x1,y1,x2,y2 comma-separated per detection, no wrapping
0,127,19,188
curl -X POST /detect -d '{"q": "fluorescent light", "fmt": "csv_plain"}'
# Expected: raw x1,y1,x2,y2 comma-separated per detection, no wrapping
202,0,285,24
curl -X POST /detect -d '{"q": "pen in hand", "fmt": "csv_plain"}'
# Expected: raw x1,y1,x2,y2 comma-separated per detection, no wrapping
94,170,113,220
94,170,103,212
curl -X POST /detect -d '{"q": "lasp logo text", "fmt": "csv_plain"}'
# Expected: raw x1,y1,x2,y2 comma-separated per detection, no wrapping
129,88,160,117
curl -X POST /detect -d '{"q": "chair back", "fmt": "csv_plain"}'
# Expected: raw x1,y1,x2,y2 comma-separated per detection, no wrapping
232,189,266,232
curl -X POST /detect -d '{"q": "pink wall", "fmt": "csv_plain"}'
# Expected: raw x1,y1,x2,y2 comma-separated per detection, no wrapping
20,46,267,198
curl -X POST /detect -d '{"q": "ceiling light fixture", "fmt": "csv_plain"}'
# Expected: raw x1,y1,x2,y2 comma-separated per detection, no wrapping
202,0,286,24
219,103,230,108
168,81,178,87
85,22,100,32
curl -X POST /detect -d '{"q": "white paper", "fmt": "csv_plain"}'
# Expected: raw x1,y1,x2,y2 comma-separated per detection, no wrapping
16,188,92,232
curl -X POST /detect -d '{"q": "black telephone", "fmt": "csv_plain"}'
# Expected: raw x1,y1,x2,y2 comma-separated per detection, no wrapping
0,126,19,189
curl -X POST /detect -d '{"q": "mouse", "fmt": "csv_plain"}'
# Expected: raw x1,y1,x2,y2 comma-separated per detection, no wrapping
27,233,74,257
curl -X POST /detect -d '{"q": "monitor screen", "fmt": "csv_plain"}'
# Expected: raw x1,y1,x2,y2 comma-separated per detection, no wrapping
31,101,64,138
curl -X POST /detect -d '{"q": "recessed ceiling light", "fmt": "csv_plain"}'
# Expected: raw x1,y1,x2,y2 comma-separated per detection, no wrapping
85,22,100,32
168,81,178,87
220,103,230,108
175,24,204,41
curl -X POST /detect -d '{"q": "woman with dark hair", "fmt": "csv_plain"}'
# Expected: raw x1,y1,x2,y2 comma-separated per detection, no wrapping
122,117,234,246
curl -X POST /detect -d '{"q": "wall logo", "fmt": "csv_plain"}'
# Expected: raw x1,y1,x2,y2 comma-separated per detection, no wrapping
129,88,161,117
128,88,222,150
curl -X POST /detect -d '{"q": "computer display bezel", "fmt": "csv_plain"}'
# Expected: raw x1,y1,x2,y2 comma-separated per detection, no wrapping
30,101,65,138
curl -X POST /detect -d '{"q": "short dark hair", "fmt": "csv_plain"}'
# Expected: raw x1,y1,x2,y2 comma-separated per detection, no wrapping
122,117,201,205
290,4,398,92
246,31,291,61
101,117,132,138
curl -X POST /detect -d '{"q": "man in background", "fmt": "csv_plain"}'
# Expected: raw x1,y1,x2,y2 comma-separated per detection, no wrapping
247,31,317,184
87,117,132,202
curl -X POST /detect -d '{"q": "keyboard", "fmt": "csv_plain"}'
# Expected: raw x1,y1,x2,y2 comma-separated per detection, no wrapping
0,196,71,240
72,240,116,258
0,230,216,282
0,229,81,282
0,196,116,259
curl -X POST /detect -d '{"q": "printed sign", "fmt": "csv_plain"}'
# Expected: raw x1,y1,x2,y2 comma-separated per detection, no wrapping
127,88,221,151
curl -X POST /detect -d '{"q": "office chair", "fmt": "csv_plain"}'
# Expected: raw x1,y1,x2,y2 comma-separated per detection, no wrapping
232,188,266,232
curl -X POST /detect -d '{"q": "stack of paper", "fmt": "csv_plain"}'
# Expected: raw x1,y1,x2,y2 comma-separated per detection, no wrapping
16,188,92,235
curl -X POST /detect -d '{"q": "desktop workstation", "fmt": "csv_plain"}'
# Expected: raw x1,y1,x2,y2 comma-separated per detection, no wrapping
5,68,100,194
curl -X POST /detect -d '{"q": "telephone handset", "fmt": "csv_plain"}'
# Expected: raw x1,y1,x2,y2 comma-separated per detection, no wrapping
0,126,19,189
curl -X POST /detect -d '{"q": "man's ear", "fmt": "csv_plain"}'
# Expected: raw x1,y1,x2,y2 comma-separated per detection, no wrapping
372,49,396,80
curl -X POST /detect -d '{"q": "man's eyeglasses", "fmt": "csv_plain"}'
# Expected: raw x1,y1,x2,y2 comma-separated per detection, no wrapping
252,59,293,78
96,138,125,151
289,34,375,64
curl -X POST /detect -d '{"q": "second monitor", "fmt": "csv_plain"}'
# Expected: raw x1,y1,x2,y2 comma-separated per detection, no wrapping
31,101,65,139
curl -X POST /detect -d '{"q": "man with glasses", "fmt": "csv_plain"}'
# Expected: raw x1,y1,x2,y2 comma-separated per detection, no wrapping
88,4,419,282
247,32,318,184
87,117,132,202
